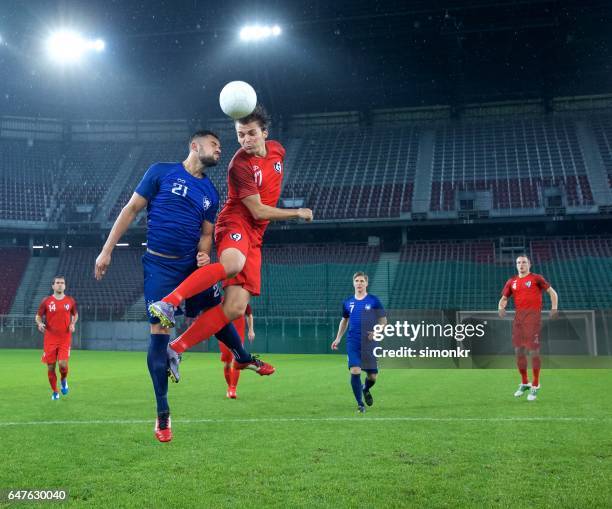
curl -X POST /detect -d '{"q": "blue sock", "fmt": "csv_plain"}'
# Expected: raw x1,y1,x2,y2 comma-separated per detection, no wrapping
215,324,252,364
351,373,363,406
364,377,376,392
147,334,170,414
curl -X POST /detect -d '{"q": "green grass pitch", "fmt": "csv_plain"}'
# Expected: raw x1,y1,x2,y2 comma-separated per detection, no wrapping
1,349,611,508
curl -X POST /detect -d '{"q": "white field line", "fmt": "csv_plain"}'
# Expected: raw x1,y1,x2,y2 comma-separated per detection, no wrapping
0,416,607,427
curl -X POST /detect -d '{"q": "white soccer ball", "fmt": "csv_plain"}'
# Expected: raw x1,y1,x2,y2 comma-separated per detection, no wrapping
219,81,257,120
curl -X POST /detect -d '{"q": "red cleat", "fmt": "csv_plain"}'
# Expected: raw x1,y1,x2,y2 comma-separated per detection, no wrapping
154,414,172,443
233,355,275,376
227,386,237,399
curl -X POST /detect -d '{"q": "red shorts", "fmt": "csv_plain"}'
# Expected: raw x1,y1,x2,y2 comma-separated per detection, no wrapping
512,312,542,350
41,335,71,364
215,223,262,296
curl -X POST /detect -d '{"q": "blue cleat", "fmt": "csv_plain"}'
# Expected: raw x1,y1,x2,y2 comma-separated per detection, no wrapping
167,344,182,383
357,404,366,414
60,379,69,395
51,392,60,401
148,301,176,328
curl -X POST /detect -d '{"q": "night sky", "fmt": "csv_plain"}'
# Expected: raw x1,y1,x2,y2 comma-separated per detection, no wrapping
1,0,612,119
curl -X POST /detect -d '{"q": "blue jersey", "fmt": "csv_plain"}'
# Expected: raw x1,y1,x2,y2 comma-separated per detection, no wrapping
342,294,385,345
135,163,219,258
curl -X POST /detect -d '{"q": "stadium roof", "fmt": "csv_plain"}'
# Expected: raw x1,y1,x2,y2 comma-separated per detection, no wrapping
1,0,612,119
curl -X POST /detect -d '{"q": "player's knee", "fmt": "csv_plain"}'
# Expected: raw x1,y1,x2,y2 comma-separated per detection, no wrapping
220,250,246,278
350,367,361,375
368,373,377,381
222,300,246,321
47,364,55,372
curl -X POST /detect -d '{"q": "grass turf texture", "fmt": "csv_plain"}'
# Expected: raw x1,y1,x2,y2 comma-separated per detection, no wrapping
1,349,611,508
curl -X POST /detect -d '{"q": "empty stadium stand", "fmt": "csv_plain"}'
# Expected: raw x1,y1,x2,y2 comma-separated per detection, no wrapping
0,247,30,314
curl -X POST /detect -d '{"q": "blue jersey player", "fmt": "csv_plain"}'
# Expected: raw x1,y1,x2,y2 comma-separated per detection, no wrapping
96,130,251,442
331,272,387,413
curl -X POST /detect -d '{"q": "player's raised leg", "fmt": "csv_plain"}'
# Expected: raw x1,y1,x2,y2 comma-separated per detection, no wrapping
363,370,377,407
58,359,69,395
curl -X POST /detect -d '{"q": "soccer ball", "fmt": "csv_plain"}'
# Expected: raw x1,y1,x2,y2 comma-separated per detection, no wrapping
219,81,257,120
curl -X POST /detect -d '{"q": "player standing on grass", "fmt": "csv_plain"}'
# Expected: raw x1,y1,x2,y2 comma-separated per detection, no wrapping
498,255,558,401
331,272,387,413
149,105,313,382
219,303,255,399
35,276,78,401
95,130,257,443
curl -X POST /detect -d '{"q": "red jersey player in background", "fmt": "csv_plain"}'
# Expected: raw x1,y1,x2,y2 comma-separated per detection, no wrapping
149,104,313,383
498,255,558,401
35,276,78,400
220,303,254,399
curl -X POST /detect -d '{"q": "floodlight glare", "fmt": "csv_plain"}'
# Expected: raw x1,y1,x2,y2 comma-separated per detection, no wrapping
46,30,105,64
240,25,282,42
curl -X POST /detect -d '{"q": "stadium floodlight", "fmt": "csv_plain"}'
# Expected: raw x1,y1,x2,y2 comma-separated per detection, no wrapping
46,30,105,64
239,25,282,42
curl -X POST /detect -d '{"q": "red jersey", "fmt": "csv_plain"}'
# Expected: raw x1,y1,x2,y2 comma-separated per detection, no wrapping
217,140,285,242
501,273,550,311
38,295,78,339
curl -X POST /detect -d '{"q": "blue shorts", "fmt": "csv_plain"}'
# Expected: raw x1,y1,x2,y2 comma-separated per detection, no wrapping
347,342,379,373
143,251,222,324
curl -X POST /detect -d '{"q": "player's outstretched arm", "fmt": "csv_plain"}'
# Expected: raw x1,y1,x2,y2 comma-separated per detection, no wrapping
95,193,147,280
331,317,348,350
498,296,508,318
241,194,313,222
547,287,559,318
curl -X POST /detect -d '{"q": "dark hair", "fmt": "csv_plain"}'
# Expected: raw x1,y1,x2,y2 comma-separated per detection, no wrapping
189,130,219,146
52,275,66,284
237,104,269,130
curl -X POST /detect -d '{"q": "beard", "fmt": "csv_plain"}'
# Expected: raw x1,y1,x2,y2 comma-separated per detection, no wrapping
200,154,219,167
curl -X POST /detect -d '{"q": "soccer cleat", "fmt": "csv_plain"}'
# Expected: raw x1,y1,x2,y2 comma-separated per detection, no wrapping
166,345,182,383
51,392,60,400
154,412,172,442
357,404,366,414
233,355,275,376
363,389,374,407
148,301,176,328
227,386,237,399
60,379,69,395
527,385,540,401
514,383,531,397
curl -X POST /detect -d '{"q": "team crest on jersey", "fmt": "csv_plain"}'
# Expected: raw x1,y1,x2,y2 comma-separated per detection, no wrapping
203,196,211,210
525,281,532,288
274,161,282,174
231,233,242,241
65,304,70,310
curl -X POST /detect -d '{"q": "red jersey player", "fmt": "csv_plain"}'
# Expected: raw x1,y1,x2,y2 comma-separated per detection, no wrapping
498,255,558,401
35,276,78,400
149,104,313,383
220,304,254,399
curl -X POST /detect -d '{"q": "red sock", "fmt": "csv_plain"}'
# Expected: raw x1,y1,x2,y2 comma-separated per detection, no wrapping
232,315,246,342
59,365,68,381
532,355,541,386
223,365,231,386
47,369,58,392
162,263,227,307
517,354,529,384
230,365,241,387
170,304,230,353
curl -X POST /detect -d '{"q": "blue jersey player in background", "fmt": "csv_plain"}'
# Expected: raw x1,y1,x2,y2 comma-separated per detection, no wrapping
95,130,249,442
332,271,387,413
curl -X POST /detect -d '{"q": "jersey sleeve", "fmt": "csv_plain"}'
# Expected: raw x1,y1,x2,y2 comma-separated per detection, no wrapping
535,274,551,290
502,279,513,297
229,158,259,199
342,301,350,319
203,196,219,224
372,296,386,318
135,163,166,201
37,297,48,317
245,303,253,316
71,298,78,315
